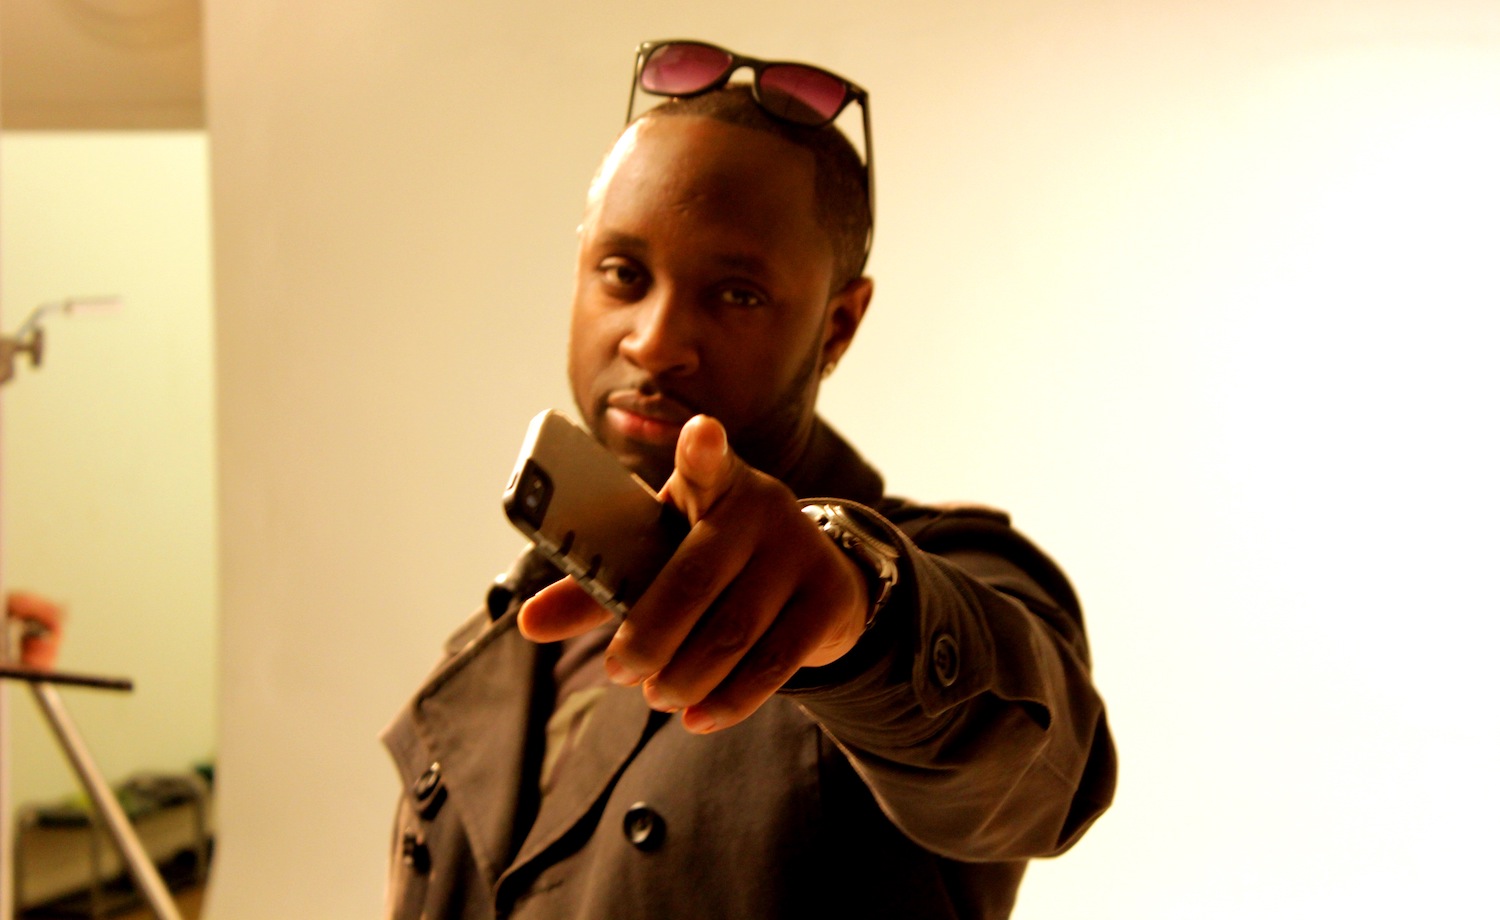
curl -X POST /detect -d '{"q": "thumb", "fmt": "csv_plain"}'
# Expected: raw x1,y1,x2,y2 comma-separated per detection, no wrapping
517,577,613,642
661,414,736,524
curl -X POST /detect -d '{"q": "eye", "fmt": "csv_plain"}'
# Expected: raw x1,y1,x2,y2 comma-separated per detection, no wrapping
716,286,766,309
598,257,648,296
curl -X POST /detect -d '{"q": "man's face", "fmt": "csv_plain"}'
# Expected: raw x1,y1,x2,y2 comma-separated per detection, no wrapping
568,115,865,488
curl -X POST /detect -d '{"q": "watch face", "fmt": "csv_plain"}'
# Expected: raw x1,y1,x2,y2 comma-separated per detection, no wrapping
801,502,901,624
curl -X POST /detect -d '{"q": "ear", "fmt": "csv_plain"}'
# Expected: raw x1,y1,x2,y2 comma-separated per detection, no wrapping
820,275,875,373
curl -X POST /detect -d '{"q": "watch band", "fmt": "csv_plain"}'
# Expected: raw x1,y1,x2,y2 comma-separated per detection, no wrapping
799,501,901,628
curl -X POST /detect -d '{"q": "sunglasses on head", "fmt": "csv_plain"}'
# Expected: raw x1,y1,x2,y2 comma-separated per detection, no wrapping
626,39,875,252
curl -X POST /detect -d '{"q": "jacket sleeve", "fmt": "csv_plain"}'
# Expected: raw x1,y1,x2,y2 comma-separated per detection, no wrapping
781,500,1116,863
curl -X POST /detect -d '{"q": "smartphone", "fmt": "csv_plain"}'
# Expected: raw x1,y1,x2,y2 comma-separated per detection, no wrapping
503,410,688,617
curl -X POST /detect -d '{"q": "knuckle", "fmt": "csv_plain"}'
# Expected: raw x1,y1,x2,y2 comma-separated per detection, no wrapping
726,466,786,511
702,610,757,657
663,552,721,607
738,643,801,694
711,630,755,659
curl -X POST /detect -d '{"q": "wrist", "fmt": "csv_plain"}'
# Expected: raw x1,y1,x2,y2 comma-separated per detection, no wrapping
799,500,901,630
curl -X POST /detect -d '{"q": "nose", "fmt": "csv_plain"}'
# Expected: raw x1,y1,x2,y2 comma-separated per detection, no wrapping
618,288,699,378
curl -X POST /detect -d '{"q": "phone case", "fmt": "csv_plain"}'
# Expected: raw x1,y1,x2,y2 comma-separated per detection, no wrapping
503,410,687,616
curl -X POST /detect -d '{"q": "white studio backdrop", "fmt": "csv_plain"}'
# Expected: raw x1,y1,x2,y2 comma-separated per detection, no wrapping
203,1,1499,917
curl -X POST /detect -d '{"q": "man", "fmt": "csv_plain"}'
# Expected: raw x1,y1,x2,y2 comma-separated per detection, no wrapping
383,40,1114,919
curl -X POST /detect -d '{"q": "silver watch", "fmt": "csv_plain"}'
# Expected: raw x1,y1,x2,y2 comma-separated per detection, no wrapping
800,501,901,627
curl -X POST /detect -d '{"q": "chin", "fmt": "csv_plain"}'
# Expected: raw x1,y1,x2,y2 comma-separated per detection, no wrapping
631,460,674,493
610,440,674,492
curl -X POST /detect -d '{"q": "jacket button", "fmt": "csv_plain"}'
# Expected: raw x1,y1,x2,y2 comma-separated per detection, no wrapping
623,803,665,851
486,581,513,619
931,633,960,687
401,833,431,875
412,763,447,820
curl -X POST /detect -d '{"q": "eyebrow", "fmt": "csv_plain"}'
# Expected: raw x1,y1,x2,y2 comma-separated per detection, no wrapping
592,230,649,254
591,230,775,279
710,251,775,278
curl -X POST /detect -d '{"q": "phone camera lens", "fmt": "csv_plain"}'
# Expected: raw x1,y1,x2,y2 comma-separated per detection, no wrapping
511,461,552,529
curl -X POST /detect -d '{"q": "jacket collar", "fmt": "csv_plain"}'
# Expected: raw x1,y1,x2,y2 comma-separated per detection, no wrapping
780,416,885,505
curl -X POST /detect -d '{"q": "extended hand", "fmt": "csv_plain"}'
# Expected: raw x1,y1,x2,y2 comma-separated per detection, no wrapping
518,415,870,733
6,591,65,670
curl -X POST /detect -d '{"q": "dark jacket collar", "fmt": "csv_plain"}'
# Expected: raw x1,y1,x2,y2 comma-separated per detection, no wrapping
781,416,885,505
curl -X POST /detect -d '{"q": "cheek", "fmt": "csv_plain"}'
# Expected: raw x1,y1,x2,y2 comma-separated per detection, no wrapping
566,306,607,384
567,302,635,397
703,324,816,408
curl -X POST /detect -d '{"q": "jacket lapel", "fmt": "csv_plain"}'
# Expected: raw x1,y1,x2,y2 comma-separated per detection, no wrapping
498,682,663,886
393,608,665,894
407,609,542,886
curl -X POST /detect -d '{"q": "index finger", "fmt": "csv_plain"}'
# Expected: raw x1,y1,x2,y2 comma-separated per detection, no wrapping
658,415,734,525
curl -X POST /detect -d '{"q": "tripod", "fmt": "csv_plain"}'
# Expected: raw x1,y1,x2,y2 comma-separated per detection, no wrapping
0,657,185,920
1,298,180,918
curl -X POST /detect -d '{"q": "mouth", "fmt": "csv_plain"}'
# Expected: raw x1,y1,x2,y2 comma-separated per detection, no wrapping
604,390,697,447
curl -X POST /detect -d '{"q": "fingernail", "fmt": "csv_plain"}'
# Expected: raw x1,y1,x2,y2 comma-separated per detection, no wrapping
681,707,716,734
686,417,726,469
604,656,642,687
641,677,678,713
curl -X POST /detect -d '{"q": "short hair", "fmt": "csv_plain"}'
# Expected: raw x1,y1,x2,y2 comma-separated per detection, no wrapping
637,85,872,290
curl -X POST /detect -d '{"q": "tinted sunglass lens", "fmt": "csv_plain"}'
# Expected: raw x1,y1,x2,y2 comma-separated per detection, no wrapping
641,43,734,95
759,64,848,124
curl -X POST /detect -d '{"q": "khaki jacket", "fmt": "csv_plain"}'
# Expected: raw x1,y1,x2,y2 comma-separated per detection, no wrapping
382,422,1115,918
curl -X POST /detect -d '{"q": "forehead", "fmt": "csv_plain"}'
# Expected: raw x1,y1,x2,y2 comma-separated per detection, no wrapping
585,116,831,266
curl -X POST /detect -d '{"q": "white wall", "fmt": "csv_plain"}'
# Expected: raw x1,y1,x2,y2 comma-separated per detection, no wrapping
204,1,1500,917
0,132,218,801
